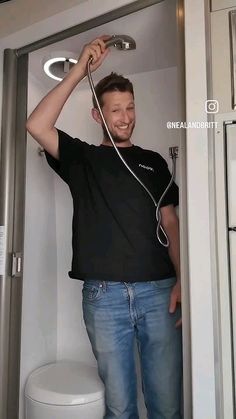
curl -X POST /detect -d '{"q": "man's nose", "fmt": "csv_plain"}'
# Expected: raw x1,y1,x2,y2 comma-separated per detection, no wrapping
120,110,131,123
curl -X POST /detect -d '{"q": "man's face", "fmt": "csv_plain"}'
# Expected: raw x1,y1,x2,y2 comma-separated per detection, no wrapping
99,91,136,143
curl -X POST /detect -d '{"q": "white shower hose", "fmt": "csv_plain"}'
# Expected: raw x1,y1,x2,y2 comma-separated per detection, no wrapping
87,57,177,248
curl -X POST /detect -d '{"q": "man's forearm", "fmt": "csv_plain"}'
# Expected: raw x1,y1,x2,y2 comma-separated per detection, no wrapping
164,218,181,280
26,36,109,134
26,64,85,133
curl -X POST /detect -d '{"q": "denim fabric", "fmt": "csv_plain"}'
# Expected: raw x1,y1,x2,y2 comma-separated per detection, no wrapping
82,278,182,419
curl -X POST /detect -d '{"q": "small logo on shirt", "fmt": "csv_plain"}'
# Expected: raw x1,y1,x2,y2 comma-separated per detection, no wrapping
139,164,154,172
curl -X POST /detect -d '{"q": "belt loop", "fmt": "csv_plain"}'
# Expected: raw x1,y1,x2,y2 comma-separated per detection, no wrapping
102,280,107,291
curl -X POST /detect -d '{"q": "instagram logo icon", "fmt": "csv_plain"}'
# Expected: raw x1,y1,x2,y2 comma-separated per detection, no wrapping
205,100,219,114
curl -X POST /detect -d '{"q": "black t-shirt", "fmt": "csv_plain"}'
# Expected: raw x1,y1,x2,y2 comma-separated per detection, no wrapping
45,129,179,282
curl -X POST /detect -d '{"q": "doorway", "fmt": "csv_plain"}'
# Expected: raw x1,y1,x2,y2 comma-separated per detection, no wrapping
0,1,189,418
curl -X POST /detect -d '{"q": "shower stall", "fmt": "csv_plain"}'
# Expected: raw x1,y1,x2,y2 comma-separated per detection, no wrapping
0,0,190,418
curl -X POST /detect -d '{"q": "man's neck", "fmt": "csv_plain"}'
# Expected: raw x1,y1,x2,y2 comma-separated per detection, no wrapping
101,138,133,148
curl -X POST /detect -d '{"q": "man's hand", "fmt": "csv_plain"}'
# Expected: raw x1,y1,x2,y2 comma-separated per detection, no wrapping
160,205,181,328
169,279,182,328
77,35,111,76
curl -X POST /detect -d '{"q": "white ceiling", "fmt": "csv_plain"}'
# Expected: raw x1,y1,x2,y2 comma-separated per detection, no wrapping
0,0,87,38
29,0,177,90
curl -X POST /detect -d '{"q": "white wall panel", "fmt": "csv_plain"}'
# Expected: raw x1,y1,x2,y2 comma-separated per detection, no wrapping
184,0,217,417
19,74,58,419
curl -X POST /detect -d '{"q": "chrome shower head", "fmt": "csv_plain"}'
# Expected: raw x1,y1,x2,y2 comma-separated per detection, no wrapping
105,35,136,50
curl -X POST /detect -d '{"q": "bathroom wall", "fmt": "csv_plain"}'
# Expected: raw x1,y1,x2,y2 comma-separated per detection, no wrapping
19,64,180,419
19,73,58,419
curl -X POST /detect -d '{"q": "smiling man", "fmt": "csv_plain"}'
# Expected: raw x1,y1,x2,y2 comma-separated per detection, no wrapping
91,80,135,147
26,35,182,419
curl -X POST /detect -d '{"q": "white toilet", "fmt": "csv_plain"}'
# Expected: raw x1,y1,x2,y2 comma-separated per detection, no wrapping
25,360,105,419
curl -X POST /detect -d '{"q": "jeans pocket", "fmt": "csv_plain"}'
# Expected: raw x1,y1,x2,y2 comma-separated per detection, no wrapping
153,276,177,289
82,281,103,301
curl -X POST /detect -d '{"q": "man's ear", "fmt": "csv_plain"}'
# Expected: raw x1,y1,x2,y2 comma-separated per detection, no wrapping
91,108,102,125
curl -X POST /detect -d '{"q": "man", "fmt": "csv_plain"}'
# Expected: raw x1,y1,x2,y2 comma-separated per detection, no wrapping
26,35,182,419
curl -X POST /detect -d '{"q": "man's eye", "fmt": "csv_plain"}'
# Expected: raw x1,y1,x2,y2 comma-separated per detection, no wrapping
112,109,118,112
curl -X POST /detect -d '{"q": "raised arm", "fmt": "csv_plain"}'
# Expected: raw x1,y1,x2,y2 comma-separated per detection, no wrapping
26,35,110,159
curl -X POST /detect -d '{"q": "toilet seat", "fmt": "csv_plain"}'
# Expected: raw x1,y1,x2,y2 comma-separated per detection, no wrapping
25,361,104,405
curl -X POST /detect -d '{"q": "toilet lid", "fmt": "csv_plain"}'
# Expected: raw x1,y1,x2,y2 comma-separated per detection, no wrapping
25,361,104,405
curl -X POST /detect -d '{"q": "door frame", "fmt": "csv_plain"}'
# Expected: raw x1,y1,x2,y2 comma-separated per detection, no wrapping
0,0,189,418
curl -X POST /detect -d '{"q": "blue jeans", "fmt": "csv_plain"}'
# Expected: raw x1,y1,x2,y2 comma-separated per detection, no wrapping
82,278,182,419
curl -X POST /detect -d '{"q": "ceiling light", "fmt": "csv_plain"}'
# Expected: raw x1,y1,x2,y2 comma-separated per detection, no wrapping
43,52,78,81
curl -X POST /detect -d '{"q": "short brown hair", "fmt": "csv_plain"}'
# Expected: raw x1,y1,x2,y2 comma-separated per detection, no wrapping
92,72,134,109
